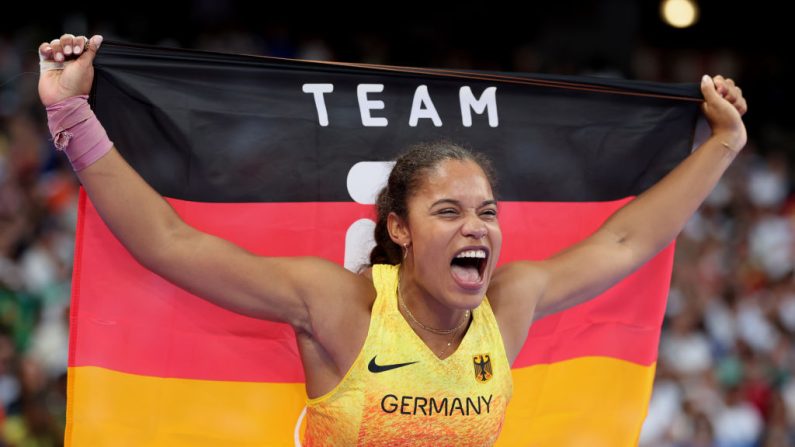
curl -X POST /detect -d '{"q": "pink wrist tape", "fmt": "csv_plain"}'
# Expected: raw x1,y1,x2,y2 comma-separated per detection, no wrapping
46,95,113,171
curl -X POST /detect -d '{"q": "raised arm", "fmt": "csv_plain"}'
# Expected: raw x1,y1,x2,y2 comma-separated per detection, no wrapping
492,74,747,331
38,34,369,335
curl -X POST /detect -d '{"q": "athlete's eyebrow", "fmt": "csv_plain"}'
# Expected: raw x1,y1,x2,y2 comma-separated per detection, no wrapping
429,199,497,209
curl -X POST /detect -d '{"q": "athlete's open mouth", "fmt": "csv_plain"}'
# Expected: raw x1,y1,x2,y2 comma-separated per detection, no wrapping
450,247,489,286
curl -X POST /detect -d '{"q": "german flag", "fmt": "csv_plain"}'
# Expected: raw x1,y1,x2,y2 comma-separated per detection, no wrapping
65,41,705,446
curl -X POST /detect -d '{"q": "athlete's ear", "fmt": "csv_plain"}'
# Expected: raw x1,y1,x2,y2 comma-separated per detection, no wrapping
387,211,411,247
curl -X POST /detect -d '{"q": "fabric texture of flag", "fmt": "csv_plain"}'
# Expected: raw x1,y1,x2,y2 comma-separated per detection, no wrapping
65,41,705,446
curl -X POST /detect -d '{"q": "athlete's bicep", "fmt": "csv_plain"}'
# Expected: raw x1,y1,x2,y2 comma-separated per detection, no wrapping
145,223,365,334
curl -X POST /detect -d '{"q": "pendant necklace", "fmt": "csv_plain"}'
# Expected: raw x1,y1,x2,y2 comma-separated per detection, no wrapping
397,271,471,358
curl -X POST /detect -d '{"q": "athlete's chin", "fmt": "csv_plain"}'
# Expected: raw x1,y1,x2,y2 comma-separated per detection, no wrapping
446,284,488,310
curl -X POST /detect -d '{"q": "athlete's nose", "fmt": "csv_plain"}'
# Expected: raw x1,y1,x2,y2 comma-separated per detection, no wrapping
462,215,488,239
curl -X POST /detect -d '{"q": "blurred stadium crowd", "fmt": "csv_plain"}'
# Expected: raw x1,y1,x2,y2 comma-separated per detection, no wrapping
0,8,793,446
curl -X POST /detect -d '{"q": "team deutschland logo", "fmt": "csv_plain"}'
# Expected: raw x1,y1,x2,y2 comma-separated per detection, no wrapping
473,354,493,383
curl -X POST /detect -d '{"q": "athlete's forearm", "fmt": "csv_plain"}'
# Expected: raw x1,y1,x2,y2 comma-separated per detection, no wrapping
75,146,186,267
599,135,737,262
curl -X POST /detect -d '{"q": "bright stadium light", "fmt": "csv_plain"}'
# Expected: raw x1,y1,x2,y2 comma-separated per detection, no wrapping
660,0,700,28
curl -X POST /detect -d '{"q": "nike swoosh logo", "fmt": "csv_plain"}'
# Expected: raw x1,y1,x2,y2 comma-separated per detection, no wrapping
368,356,418,373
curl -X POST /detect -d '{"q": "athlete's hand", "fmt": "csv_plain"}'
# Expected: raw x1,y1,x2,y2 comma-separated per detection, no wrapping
700,74,748,153
38,34,103,107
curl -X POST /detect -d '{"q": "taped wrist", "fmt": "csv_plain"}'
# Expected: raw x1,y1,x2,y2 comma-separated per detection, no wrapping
46,95,113,171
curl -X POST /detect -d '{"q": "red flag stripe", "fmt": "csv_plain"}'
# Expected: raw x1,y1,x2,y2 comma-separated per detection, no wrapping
70,191,669,381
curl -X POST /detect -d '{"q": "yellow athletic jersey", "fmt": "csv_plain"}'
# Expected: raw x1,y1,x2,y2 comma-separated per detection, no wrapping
304,263,513,446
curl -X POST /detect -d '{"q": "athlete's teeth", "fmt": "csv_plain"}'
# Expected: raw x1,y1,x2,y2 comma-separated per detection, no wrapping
455,249,486,259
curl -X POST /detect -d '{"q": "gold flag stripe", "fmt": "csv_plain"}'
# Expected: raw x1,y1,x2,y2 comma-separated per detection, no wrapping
67,356,654,446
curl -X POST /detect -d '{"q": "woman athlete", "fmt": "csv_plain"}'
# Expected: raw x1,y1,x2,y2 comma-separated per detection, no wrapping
38,34,747,445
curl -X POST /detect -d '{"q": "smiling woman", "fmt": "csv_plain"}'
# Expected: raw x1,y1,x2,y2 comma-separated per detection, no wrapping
38,32,747,446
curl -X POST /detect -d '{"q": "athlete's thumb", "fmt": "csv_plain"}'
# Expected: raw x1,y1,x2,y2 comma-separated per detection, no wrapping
82,35,103,64
700,74,722,104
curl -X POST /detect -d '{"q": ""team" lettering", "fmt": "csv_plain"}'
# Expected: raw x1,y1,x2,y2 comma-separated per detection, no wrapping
302,84,499,128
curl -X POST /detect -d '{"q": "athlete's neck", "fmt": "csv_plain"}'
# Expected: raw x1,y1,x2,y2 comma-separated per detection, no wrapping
397,264,470,332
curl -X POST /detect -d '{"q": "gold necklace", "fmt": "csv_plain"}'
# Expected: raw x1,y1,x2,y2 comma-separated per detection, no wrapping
399,280,470,359
397,272,470,335
435,316,469,359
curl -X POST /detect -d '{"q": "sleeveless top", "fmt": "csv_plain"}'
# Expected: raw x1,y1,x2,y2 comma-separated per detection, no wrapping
303,264,513,446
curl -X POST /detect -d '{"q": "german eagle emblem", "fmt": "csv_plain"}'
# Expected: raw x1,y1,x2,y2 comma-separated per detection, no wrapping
473,354,493,383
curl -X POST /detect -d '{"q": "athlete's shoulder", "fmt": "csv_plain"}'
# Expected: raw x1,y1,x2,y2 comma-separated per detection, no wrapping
486,261,546,363
487,261,546,311
359,266,373,281
357,266,377,311
297,257,376,330
299,258,375,373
